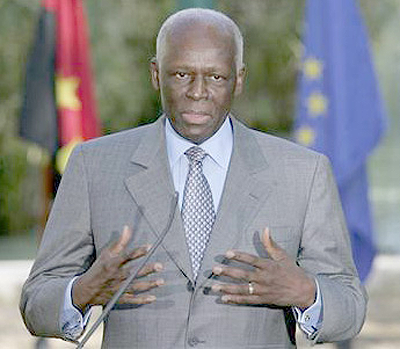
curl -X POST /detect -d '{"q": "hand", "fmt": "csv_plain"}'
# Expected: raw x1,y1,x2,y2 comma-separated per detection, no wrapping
211,227,316,309
72,226,164,312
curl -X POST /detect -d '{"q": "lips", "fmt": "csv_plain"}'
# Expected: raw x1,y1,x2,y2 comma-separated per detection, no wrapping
182,110,210,116
181,111,211,124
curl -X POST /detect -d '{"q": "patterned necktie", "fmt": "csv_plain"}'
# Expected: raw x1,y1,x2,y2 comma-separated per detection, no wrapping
182,146,216,280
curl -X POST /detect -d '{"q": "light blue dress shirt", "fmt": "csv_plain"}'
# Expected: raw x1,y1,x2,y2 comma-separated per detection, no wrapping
165,116,233,211
61,116,322,340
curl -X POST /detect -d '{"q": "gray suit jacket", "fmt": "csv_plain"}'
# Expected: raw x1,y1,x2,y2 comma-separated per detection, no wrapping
20,116,366,348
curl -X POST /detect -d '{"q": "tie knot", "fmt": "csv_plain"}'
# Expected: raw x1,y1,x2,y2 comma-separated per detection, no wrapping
185,146,206,164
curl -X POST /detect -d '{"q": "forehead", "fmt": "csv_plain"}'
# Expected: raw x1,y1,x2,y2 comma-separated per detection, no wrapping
161,22,236,70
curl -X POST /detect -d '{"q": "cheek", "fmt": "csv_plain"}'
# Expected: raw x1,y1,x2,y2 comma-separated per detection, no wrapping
211,82,235,103
213,90,234,109
161,83,184,105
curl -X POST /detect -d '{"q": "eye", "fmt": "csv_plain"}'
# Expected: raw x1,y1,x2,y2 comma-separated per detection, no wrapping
175,72,189,80
211,74,223,81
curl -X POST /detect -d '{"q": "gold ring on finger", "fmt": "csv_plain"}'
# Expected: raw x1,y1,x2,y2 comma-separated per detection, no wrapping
248,281,255,295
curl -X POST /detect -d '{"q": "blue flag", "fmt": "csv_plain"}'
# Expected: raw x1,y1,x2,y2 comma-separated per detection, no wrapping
294,0,386,282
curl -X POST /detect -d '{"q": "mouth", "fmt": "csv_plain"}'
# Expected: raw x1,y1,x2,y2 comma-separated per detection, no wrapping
181,111,211,123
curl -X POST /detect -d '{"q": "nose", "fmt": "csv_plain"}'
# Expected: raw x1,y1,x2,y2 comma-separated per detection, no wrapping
186,76,208,100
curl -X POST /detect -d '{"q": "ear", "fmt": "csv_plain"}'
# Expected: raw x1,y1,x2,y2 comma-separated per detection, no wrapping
234,65,246,97
150,57,160,90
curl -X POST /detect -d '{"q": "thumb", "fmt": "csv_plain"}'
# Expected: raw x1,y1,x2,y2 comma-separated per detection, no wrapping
261,227,286,262
111,225,132,254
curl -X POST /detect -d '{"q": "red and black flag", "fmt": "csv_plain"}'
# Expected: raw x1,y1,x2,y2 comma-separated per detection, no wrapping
20,0,101,173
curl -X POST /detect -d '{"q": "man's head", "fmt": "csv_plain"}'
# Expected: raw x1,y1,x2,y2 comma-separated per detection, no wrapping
151,8,246,144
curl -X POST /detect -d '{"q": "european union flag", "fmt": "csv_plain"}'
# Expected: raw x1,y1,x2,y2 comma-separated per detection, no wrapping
294,0,386,282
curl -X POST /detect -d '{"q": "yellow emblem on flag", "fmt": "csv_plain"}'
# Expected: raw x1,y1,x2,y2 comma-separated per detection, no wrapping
307,91,328,116
303,57,323,79
296,126,316,147
56,137,82,174
56,76,82,111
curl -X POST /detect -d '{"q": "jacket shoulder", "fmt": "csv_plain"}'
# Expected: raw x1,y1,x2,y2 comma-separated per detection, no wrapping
67,119,162,170
241,123,325,164
82,120,158,151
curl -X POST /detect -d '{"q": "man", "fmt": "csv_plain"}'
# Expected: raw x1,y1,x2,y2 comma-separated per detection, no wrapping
20,8,367,348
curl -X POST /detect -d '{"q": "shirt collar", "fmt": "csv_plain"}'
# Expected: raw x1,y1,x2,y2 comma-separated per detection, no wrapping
165,116,233,170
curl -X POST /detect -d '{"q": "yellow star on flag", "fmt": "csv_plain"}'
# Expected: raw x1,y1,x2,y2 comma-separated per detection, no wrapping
56,75,82,111
56,137,83,174
296,126,316,147
307,91,328,116
304,57,323,79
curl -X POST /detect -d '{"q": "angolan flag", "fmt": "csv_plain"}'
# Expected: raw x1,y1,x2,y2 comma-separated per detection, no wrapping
20,0,101,173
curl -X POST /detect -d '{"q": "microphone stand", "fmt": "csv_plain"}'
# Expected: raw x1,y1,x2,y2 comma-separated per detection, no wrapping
75,193,178,348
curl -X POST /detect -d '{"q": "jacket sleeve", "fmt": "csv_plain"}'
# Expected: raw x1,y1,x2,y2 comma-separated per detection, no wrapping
20,145,95,339
298,154,367,342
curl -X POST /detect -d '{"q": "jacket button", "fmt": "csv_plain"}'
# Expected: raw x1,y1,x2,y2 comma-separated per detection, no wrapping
188,336,201,346
187,280,195,292
203,286,211,295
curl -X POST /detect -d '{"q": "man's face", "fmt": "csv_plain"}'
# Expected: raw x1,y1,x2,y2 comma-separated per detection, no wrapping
151,24,245,144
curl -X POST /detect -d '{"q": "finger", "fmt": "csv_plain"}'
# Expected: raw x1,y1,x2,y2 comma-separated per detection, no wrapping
212,282,251,296
136,262,163,278
130,278,165,293
123,262,164,279
220,294,265,305
224,250,267,269
262,227,286,262
111,225,133,255
212,265,252,282
118,294,157,305
122,244,152,264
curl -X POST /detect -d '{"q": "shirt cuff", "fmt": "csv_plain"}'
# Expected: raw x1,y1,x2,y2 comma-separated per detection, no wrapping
60,276,92,340
293,279,323,340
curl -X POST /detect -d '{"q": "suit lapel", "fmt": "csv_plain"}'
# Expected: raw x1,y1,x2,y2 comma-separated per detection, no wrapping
197,118,273,285
124,117,193,279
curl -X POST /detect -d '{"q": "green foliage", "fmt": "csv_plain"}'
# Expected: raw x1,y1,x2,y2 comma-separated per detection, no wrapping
86,0,175,133
219,0,305,133
0,139,39,235
0,0,40,235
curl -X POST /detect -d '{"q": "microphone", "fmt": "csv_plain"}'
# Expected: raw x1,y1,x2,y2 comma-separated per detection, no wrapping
75,192,179,348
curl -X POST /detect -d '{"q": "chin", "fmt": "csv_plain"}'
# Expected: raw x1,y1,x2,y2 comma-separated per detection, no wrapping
187,131,215,144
